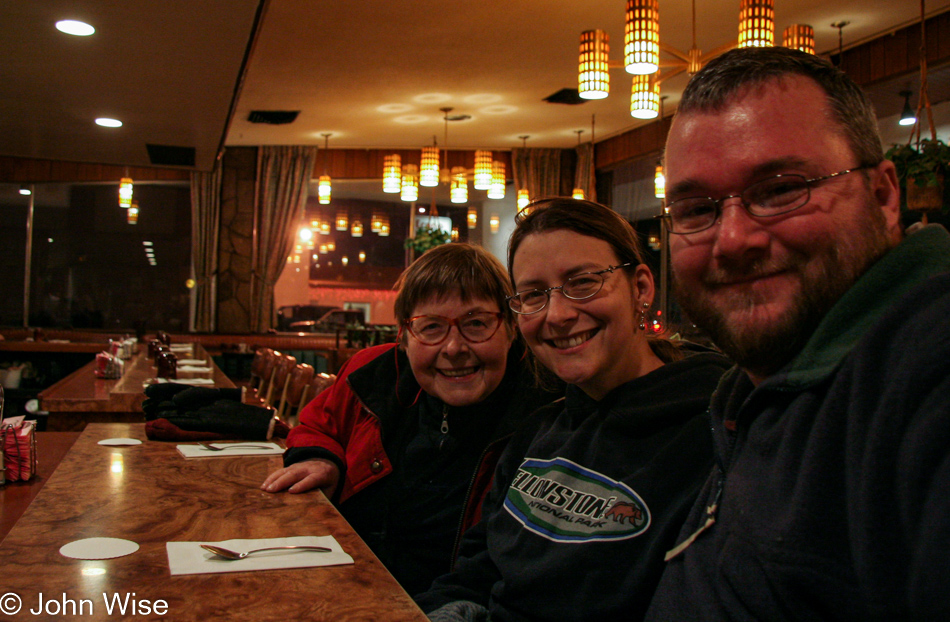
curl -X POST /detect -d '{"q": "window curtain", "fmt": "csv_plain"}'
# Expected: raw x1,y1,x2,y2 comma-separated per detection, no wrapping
190,162,223,332
574,142,596,202
251,145,318,332
512,148,562,203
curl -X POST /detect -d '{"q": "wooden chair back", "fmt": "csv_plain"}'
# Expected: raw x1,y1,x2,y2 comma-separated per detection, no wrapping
277,363,314,425
265,353,297,407
302,373,336,410
249,347,273,390
256,349,282,399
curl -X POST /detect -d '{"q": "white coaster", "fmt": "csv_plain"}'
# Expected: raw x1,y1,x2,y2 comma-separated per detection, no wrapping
60,537,140,560
98,438,143,446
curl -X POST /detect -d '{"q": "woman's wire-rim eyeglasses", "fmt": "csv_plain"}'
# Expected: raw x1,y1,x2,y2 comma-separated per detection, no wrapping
507,263,634,315
404,311,505,345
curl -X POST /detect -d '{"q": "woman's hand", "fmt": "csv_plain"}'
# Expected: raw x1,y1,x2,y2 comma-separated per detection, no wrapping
261,458,341,498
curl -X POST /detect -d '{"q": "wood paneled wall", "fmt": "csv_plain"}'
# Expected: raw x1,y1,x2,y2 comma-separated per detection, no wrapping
0,156,190,183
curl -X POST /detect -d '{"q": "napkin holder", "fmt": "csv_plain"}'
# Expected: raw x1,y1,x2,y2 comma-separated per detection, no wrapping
2,416,37,482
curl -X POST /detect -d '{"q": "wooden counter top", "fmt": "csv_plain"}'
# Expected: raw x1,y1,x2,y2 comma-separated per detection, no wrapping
0,423,427,621
39,344,235,415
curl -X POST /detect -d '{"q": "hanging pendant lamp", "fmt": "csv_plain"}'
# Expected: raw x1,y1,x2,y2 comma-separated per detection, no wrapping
625,0,659,75
318,133,332,204
579,29,610,99
738,0,774,49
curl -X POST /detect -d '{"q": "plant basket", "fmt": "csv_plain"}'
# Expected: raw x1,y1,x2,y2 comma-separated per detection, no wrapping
906,174,944,211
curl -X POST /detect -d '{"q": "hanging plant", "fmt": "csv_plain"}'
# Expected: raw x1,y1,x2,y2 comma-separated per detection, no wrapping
404,226,451,255
885,138,950,213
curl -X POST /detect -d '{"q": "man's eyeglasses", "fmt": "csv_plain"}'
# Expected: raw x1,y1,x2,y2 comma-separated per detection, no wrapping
507,263,633,315
662,166,871,235
404,312,504,345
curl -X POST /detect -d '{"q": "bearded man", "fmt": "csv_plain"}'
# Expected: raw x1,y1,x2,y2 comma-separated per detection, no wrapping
646,46,950,621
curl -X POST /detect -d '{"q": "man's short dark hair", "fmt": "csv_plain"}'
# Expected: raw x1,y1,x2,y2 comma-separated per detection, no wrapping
677,47,883,168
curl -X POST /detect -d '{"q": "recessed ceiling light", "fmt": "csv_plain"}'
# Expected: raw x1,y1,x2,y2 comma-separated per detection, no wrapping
56,20,95,36
95,118,123,128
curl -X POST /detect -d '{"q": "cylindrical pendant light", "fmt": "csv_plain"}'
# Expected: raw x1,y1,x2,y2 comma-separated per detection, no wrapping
473,150,493,190
420,146,440,187
351,220,363,237
625,0,659,75
335,211,348,231
450,167,468,203
738,0,774,49
654,164,666,198
572,188,586,200
371,211,383,233
517,189,530,209
630,74,659,119
782,24,815,55
319,133,333,204
318,175,331,204
379,216,391,237
489,214,500,234
578,29,610,100
383,154,402,193
401,164,419,202
119,177,134,209
127,201,139,224
467,207,478,229
488,161,506,199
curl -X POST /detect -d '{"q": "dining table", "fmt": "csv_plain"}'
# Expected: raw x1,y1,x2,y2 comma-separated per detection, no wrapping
0,422,428,621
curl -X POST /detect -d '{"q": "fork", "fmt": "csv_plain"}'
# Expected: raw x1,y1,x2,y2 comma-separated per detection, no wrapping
197,442,274,451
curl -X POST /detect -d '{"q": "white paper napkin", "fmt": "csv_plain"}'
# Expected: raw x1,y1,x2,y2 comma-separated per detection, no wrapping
176,442,284,458
177,365,212,372
169,344,194,352
176,359,207,366
147,377,216,386
166,536,352,576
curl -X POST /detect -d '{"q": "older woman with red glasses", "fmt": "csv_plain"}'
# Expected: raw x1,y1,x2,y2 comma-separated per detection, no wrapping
261,242,560,596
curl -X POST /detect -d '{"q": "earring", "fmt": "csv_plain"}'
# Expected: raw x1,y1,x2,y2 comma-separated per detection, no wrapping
638,301,649,331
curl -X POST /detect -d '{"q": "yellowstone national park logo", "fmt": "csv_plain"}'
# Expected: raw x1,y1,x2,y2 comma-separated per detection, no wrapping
504,457,651,542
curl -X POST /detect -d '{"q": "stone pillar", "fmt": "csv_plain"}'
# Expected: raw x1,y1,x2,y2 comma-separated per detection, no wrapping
216,147,257,333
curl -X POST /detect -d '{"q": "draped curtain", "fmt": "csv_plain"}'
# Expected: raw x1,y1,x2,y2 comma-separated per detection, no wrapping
251,145,318,332
574,142,596,202
512,148,562,203
189,162,223,332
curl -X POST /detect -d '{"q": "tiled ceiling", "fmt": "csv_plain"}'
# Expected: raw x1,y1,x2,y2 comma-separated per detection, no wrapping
1,0,948,173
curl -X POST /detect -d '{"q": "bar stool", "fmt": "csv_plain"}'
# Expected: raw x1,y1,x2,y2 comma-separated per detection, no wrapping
249,348,274,391
264,353,297,408
276,363,315,426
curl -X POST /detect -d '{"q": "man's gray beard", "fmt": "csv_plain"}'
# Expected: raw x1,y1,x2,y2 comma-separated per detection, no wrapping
673,203,894,379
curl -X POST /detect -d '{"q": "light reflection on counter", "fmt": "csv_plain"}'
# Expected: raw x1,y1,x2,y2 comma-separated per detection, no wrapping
110,452,124,476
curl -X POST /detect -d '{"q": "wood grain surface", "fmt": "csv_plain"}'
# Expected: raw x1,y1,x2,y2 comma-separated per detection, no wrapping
0,423,427,621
